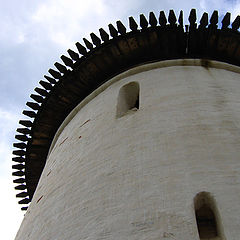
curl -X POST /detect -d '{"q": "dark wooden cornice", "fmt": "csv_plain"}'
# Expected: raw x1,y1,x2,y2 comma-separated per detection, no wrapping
12,9,240,210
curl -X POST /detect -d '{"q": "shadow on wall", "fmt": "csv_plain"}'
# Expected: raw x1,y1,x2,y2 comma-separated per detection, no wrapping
194,192,225,240
116,82,139,118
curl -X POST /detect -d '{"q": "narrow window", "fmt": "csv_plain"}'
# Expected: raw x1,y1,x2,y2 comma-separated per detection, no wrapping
116,82,139,118
194,192,224,240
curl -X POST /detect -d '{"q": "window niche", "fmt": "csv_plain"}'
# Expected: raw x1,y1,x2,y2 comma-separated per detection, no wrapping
116,82,139,118
194,192,224,240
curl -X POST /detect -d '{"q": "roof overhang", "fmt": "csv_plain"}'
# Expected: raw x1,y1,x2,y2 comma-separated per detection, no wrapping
12,9,240,210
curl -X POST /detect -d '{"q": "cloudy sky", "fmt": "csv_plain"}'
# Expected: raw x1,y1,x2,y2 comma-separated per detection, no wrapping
1,0,239,239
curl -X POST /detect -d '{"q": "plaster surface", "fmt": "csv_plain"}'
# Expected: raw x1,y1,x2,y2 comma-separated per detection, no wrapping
15,60,240,240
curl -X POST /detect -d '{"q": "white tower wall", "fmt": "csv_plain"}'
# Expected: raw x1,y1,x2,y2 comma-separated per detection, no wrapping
15,60,240,240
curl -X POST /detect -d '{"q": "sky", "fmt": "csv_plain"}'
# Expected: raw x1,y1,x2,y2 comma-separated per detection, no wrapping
0,0,239,239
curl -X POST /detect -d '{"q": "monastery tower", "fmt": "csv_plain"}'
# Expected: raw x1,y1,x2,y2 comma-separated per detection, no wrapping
12,10,240,240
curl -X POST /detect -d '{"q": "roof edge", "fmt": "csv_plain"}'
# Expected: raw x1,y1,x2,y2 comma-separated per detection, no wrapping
12,9,240,210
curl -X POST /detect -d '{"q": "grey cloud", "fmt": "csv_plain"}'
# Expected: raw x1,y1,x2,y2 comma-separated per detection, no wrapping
0,0,239,112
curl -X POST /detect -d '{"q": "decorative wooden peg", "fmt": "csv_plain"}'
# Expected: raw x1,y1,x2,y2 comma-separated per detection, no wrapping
189,9,197,29
108,24,118,38
221,12,230,29
18,198,30,204
12,157,25,163
67,49,79,61
209,10,218,28
39,80,52,90
178,10,183,28
44,75,57,84
159,11,167,26
149,12,157,27
90,33,101,47
13,150,26,156
99,28,109,42
83,38,94,50
129,16,138,31
13,178,25,184
61,55,74,68
168,10,177,26
13,142,27,149
54,62,67,73
15,184,27,190
13,172,25,178
140,14,148,29
26,102,40,110
16,192,28,198
76,42,88,56
12,164,25,170
48,68,62,79
15,135,29,142
19,120,33,128
23,110,36,118
199,12,208,29
17,128,31,135
30,94,44,103
232,16,240,30
116,20,127,35
35,87,48,97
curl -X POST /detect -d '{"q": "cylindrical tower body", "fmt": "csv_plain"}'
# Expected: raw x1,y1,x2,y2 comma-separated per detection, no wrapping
15,60,240,240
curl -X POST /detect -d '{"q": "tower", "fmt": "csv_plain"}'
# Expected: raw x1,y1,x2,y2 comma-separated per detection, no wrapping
12,9,240,239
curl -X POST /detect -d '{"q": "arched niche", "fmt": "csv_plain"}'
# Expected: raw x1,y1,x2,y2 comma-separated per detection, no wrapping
116,82,139,118
194,192,225,240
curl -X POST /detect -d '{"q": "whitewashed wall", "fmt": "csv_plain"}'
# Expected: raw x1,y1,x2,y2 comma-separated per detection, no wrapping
15,60,240,240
